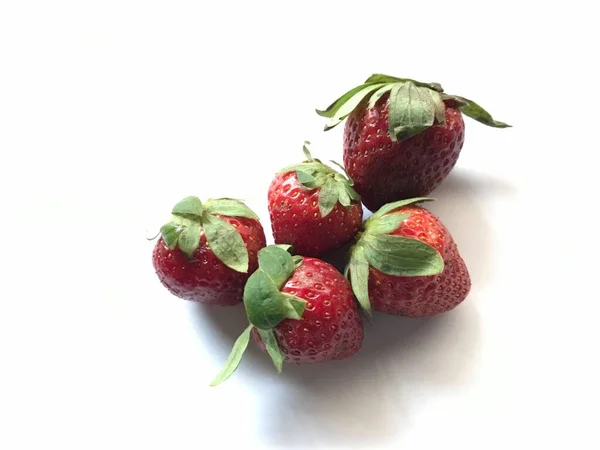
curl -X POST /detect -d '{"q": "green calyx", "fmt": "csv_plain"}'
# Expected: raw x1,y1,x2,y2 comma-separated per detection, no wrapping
345,197,445,314
317,73,510,142
210,245,307,386
280,141,360,217
159,196,259,273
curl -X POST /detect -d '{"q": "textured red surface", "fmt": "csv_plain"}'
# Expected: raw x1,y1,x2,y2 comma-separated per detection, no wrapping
268,172,362,257
344,95,465,211
152,216,266,305
254,258,363,363
368,206,471,316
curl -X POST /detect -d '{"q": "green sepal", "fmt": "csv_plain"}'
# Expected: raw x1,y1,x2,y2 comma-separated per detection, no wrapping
317,74,509,138
454,96,511,128
177,220,202,258
369,197,433,222
273,244,293,254
362,234,444,277
203,213,249,273
292,255,303,267
160,222,182,250
210,324,253,387
244,270,285,330
347,245,372,315
365,213,410,235
258,245,296,289
204,198,259,220
388,81,436,142
257,329,284,373
279,142,360,219
281,293,307,319
172,196,203,219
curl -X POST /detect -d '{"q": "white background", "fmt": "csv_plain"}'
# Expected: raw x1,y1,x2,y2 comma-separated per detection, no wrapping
1,1,598,449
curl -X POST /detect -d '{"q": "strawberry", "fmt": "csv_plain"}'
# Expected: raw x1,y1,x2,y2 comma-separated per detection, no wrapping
268,141,362,256
317,74,510,211
152,196,266,306
211,245,363,385
346,198,470,317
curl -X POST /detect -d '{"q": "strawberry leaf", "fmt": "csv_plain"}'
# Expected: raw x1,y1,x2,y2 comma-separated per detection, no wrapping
281,293,307,320
204,198,259,220
318,177,339,217
322,83,386,130
362,234,444,277
178,221,201,258
370,197,434,222
364,74,444,92
365,213,410,235
244,270,286,330
210,324,253,387
203,213,249,273
455,96,511,128
160,222,182,250
348,245,372,315
257,328,284,373
172,196,203,219
258,245,296,289
388,82,437,142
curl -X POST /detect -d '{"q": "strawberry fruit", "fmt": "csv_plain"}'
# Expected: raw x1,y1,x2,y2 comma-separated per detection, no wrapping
346,198,470,317
211,245,363,385
268,142,362,257
152,196,266,306
318,74,510,211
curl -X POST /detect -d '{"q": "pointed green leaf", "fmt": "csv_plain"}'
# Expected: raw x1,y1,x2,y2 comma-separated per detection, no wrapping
203,213,249,273
329,160,352,181
318,177,339,217
295,170,318,187
210,324,253,387
363,234,444,277
204,198,259,220
292,255,303,267
337,183,352,207
388,82,436,142
365,213,410,235
348,246,372,315
172,196,203,219
257,329,284,373
428,89,446,124
258,245,296,289
455,96,511,128
178,221,201,258
368,84,394,109
364,74,444,92
322,83,386,131
281,293,307,320
370,197,434,221
244,270,285,330
316,83,377,118
160,222,182,249
302,141,313,161
274,244,293,254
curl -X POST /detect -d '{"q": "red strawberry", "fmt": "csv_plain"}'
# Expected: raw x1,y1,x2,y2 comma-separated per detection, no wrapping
268,142,363,256
211,245,363,385
346,198,471,317
317,74,510,211
152,196,266,306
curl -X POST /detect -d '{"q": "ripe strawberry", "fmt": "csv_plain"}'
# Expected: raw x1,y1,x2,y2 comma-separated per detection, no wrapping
268,141,362,256
346,198,471,317
152,196,266,306
317,74,510,211
211,245,363,385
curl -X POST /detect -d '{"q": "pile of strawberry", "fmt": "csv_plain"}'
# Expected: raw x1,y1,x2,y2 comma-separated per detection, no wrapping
151,74,509,385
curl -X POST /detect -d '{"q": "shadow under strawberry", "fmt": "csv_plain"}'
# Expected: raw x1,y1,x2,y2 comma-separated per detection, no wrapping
257,303,481,448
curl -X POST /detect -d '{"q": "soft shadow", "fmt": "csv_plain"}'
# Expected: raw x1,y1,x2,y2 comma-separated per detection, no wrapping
258,302,481,448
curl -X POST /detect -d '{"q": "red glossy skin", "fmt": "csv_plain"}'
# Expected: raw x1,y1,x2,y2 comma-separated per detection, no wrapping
369,206,471,316
268,172,363,257
254,258,363,363
344,95,465,211
152,216,266,305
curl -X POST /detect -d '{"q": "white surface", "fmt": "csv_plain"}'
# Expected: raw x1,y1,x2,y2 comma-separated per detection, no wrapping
1,1,598,449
